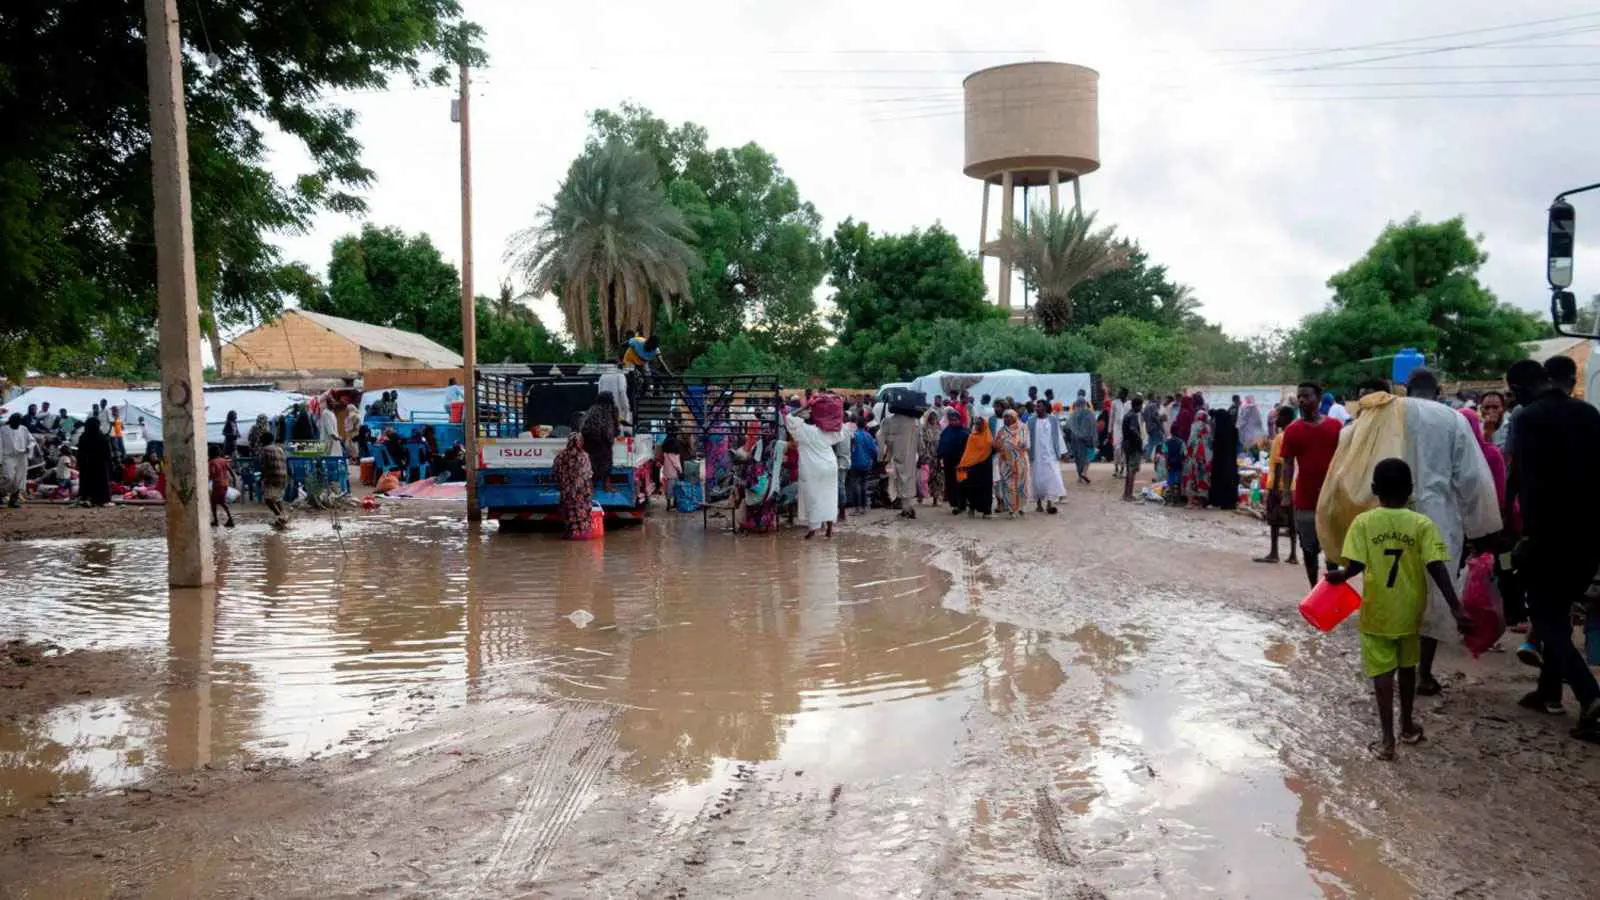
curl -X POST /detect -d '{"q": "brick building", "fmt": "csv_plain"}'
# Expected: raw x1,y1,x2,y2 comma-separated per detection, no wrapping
220,310,463,388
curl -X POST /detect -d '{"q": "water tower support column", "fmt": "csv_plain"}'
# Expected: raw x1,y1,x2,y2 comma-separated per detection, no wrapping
979,180,990,251
998,170,1014,309
1049,170,1060,213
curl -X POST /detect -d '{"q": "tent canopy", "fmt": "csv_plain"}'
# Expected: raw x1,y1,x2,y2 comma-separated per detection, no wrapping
908,370,1092,406
1187,385,1292,413
0,386,302,443
360,388,455,422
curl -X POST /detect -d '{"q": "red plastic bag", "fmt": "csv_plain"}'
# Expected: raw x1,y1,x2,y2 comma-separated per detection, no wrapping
1461,553,1504,658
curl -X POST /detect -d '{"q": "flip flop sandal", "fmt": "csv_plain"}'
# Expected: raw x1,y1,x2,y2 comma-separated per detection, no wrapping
1400,728,1426,745
1367,741,1396,761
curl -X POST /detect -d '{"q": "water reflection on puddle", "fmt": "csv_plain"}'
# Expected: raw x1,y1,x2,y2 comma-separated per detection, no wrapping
0,518,1416,897
0,519,986,809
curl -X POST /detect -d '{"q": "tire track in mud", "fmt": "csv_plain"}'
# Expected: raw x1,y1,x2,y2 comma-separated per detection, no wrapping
475,702,619,893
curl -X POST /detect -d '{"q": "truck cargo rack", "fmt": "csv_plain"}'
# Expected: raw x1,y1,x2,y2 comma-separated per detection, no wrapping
474,366,783,440
632,373,783,439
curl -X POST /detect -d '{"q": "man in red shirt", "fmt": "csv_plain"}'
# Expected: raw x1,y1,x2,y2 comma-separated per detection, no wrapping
1279,382,1343,587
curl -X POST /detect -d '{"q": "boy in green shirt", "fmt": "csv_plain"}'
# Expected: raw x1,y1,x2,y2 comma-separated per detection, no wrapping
1327,458,1469,760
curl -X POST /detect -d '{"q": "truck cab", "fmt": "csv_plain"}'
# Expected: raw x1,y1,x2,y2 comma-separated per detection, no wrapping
475,364,654,524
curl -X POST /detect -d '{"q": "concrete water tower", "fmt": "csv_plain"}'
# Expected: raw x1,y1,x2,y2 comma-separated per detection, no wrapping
964,61,1101,310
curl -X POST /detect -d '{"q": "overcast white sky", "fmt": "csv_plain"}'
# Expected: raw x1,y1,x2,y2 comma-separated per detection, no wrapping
266,0,1600,340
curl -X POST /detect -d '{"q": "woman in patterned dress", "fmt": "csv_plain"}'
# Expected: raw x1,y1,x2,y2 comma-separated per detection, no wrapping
553,432,594,538
994,409,1031,517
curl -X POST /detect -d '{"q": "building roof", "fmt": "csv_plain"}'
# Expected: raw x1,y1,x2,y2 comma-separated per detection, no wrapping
292,309,463,368
1523,335,1588,363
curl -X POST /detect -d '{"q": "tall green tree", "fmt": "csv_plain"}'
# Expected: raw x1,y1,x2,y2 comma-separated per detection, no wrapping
1067,245,1200,330
0,1,482,377
474,280,573,363
585,104,828,372
1087,316,1193,395
919,318,1098,375
306,224,465,350
506,141,697,356
1290,215,1542,387
822,219,996,385
475,305,572,364
1008,206,1129,334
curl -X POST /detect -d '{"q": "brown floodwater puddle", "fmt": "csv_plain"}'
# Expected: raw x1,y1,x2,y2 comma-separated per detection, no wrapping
0,516,988,811
0,514,1416,897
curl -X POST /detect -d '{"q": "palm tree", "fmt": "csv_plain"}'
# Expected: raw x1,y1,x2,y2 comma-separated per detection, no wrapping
1008,206,1130,334
488,280,538,325
505,142,698,354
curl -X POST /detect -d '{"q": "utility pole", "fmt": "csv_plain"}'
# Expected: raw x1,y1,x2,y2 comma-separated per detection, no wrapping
457,57,480,523
144,0,213,585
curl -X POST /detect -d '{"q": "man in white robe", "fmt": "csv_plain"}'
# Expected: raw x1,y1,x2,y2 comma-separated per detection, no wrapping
786,412,847,538
1320,371,1501,696
1402,371,1502,694
1027,399,1066,513
1110,390,1130,477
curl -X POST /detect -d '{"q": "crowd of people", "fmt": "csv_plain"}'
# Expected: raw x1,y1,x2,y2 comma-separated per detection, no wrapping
572,364,1600,760
1251,360,1600,758
0,399,161,508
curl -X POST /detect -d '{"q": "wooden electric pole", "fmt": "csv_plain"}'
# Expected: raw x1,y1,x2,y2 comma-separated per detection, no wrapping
458,58,480,523
144,0,214,585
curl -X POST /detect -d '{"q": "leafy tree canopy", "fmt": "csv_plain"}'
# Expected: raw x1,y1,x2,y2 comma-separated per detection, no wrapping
918,319,1097,375
307,225,464,351
0,1,482,377
506,140,696,355
1009,207,1128,334
585,104,828,374
685,333,798,383
1067,244,1200,331
823,218,996,385
1087,316,1193,396
1290,215,1542,388
475,305,573,365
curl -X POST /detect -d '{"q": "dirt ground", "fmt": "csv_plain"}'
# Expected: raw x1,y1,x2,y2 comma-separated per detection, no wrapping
1,641,165,721
2,466,1598,898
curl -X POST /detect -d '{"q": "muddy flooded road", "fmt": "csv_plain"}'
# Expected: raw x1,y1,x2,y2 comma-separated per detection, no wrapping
2,484,1597,898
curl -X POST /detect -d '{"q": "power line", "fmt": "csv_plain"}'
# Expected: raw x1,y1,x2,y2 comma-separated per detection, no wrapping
1269,24,1600,73
1226,10,1600,66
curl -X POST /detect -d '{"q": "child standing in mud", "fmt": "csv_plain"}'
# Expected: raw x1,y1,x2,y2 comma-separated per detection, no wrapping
257,432,290,529
1327,458,1469,760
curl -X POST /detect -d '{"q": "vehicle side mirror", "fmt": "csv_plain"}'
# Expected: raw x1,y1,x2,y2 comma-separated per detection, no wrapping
1549,199,1576,289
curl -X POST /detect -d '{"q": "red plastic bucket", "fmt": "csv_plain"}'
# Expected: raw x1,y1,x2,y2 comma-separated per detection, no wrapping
1299,578,1361,632
448,401,465,423
571,507,605,541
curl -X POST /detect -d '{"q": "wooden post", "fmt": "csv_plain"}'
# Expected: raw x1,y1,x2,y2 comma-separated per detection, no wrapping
459,59,480,523
998,171,1015,310
144,0,213,586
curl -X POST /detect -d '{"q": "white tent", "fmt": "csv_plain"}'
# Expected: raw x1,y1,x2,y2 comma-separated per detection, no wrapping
199,389,306,442
909,369,1092,406
359,388,455,422
1188,385,1292,413
0,386,302,443
0,387,162,433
